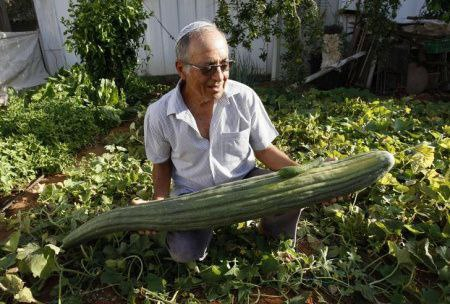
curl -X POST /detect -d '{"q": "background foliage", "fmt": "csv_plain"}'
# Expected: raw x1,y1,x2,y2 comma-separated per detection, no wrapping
215,0,323,83
62,0,151,90
353,0,402,56
423,0,450,22
0,65,125,196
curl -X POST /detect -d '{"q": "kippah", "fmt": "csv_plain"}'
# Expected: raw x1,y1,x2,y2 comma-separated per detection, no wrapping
176,21,215,44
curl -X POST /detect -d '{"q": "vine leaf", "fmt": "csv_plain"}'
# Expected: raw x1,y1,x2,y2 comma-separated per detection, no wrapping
14,287,38,303
411,142,435,171
0,231,20,253
388,241,413,265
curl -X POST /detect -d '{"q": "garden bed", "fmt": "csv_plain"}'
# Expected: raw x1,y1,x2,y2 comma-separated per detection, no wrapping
1,78,449,303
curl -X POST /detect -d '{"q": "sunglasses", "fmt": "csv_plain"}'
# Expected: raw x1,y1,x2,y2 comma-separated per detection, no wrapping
184,60,234,77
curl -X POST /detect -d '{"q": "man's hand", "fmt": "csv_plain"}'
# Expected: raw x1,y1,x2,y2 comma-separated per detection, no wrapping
131,198,161,236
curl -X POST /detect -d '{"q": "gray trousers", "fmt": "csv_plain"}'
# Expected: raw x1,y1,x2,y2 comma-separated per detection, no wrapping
165,167,302,263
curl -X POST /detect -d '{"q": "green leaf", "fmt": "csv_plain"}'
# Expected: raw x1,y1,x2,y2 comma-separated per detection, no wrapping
421,288,440,304
355,284,375,301
30,253,49,278
378,173,398,185
101,195,112,205
100,268,124,285
0,253,16,270
16,243,40,260
387,241,412,265
1,274,24,294
200,265,223,283
14,287,38,303
259,254,279,275
411,143,435,170
417,238,437,271
443,125,450,135
439,138,450,149
438,265,450,283
0,231,20,253
225,262,240,277
404,224,424,235
44,244,61,255
145,273,166,292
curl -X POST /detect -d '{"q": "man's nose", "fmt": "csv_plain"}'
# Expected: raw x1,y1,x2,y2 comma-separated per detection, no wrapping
210,66,224,81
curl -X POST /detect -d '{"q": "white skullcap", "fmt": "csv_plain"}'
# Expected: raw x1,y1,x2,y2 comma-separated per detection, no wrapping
176,21,216,44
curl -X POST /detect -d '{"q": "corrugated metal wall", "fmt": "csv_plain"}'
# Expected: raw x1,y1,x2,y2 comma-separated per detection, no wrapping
33,0,275,76
144,0,275,75
29,0,428,77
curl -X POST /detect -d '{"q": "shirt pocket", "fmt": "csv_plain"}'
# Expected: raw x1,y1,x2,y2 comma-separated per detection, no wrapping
221,128,250,164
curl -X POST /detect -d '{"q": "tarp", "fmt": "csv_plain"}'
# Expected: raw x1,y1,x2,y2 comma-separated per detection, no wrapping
0,31,49,89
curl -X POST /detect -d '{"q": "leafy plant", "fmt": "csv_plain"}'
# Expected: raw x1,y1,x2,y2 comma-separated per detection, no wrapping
0,135,71,195
423,0,450,22
348,0,402,62
215,0,323,83
62,0,152,89
0,65,126,195
1,87,449,303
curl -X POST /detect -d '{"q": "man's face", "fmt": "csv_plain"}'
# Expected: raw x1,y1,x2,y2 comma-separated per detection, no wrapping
179,30,230,103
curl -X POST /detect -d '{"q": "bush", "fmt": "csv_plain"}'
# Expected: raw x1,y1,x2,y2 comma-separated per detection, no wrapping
0,65,125,194
62,0,151,89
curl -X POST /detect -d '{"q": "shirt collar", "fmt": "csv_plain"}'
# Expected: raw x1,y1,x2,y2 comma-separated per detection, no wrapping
166,80,235,116
166,80,186,116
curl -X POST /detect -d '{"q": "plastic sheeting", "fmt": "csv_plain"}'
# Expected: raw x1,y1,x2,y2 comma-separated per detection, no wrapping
0,31,49,89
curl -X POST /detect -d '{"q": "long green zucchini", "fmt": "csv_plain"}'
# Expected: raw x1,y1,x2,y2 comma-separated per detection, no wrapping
62,150,394,248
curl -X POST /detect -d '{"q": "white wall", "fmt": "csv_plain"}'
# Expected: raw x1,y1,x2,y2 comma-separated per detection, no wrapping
135,0,275,76
33,0,275,76
33,0,67,74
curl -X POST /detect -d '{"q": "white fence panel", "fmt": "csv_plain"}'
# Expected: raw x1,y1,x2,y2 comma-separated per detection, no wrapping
143,0,274,76
33,0,276,77
33,0,67,74
158,0,179,75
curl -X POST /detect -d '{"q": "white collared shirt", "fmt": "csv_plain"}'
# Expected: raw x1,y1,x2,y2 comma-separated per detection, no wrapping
144,79,278,195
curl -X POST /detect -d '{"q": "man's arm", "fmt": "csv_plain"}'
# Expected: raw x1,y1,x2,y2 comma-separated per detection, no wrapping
254,144,298,171
152,159,172,200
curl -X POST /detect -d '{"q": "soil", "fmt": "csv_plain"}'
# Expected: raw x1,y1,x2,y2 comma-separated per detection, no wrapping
415,91,450,102
252,287,287,304
76,120,133,162
83,287,127,304
0,120,134,242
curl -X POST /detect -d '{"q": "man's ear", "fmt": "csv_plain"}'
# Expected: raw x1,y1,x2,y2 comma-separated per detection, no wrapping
175,60,186,80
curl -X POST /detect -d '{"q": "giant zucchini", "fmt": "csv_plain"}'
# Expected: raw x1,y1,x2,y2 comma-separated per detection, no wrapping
62,150,394,248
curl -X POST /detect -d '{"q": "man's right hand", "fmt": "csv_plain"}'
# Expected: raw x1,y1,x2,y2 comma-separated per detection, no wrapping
131,197,161,236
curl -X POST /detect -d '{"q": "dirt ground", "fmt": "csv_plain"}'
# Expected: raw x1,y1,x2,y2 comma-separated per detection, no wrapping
0,121,133,242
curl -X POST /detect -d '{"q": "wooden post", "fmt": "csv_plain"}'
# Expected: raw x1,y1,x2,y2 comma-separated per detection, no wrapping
271,15,282,81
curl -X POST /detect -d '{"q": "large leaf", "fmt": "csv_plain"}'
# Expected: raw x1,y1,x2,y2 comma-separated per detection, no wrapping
14,287,38,303
388,241,413,265
411,143,435,171
0,274,24,294
0,231,20,253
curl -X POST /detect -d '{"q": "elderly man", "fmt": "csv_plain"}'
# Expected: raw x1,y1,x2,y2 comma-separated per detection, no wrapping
142,21,302,263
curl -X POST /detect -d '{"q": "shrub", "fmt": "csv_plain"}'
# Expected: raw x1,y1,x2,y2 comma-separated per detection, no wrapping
62,0,151,89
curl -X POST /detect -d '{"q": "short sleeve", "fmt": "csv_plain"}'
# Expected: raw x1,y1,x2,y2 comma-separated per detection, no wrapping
144,105,171,164
248,90,279,151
